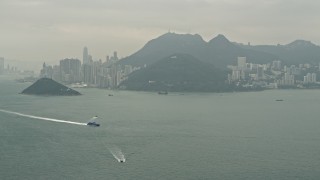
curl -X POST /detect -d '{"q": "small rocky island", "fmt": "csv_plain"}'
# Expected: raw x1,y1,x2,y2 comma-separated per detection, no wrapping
21,78,81,96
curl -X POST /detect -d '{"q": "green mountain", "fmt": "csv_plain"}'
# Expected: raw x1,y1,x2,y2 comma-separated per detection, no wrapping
120,54,230,92
119,32,277,68
21,78,81,96
207,35,277,67
119,33,209,66
239,40,320,65
120,32,320,68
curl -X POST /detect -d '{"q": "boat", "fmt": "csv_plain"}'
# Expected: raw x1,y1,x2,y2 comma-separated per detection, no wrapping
158,91,168,95
87,116,100,127
275,99,284,101
87,122,100,127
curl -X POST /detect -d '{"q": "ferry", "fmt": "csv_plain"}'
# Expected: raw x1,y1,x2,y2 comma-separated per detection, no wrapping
87,116,100,127
87,121,100,127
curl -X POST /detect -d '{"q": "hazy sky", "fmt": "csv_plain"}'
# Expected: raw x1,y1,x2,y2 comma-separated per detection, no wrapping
1,0,319,71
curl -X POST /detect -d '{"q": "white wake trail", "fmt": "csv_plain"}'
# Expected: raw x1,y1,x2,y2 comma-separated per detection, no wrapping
0,109,87,126
108,146,126,162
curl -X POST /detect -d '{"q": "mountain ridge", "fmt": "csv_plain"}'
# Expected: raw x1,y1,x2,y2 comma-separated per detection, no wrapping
119,32,320,68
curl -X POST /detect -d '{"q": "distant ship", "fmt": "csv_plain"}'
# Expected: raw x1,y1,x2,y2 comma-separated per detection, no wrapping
158,91,168,95
275,99,284,101
70,83,88,88
87,116,100,127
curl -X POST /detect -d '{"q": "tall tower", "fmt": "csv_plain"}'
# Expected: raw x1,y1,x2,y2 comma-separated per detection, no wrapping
83,47,89,64
113,51,118,61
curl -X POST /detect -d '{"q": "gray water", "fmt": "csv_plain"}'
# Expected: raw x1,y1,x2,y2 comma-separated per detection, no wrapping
0,76,320,180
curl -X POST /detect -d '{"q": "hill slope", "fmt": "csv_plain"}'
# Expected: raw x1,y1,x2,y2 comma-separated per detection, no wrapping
239,40,320,64
120,54,230,92
120,33,209,66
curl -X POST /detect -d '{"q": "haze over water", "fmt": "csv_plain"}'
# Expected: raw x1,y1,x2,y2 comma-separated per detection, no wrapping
0,76,320,179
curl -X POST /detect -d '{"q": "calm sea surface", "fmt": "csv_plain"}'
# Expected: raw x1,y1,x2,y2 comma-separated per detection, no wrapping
0,76,320,180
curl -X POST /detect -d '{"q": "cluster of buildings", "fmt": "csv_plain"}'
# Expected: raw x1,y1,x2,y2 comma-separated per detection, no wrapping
4,50,320,90
227,57,320,88
40,47,139,88
0,57,34,76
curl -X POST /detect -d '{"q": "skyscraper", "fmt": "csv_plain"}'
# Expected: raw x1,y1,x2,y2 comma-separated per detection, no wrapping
113,51,118,61
60,58,82,83
237,57,247,69
106,55,110,64
256,66,264,80
83,47,89,64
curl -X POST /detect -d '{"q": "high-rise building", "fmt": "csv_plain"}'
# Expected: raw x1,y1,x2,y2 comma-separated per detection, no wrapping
237,57,247,69
110,64,118,88
83,63,93,85
113,51,118,61
231,70,241,81
0,57,4,75
83,47,89,64
312,73,317,83
40,62,48,78
304,73,317,84
272,60,281,70
60,58,82,83
106,55,110,64
255,66,264,80
284,73,295,85
88,55,93,63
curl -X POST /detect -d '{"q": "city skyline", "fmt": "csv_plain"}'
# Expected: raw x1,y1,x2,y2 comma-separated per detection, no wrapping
1,0,320,71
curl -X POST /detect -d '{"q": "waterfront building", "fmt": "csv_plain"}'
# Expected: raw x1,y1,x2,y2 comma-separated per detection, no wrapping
40,62,52,78
255,66,264,80
83,63,93,85
52,65,61,82
60,58,82,84
312,73,317,83
237,57,247,69
304,73,317,84
231,70,241,81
